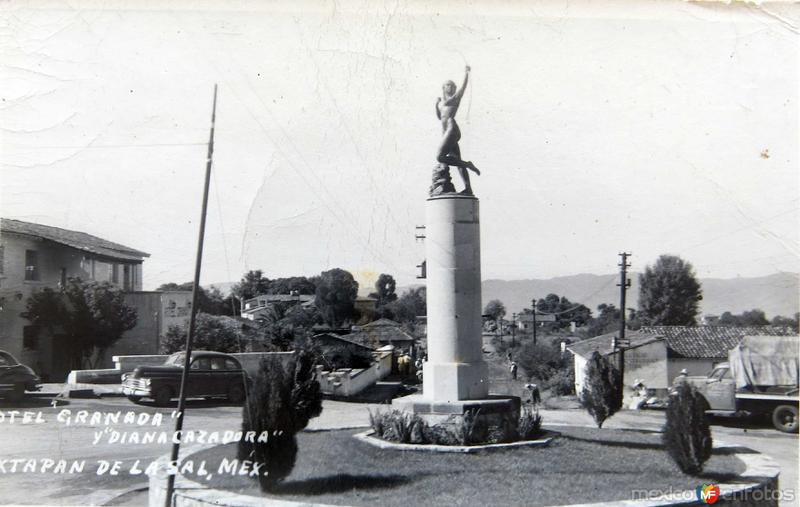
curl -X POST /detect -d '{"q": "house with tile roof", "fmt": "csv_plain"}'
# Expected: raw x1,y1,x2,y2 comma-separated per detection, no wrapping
347,318,417,352
567,325,797,402
0,218,189,380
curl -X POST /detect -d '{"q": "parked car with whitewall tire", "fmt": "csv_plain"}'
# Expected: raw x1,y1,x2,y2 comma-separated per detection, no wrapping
122,351,250,406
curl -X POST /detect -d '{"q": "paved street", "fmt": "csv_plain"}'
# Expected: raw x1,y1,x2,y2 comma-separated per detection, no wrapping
0,395,796,506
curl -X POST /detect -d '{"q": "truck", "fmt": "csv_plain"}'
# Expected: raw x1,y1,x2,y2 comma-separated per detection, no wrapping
680,335,799,433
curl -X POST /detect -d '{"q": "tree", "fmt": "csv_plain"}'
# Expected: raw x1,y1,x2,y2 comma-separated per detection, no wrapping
265,276,316,295
771,313,800,332
717,309,769,327
369,273,398,307
160,313,245,354
157,282,235,316
587,303,621,337
238,351,323,491
580,351,622,428
232,270,271,302
384,286,427,323
662,382,712,475
22,278,137,369
533,293,592,329
484,299,506,326
517,340,569,383
314,268,359,326
638,255,702,326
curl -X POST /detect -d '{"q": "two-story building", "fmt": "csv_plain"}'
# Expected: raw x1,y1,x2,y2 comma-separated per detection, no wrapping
0,218,190,381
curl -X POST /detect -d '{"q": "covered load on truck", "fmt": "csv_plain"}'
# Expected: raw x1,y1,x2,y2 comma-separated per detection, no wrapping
728,335,799,390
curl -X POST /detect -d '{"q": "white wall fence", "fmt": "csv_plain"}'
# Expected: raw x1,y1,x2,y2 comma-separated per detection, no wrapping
315,349,392,397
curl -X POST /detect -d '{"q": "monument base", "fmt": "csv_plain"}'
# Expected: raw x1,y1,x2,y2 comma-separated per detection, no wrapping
392,394,521,441
422,360,489,401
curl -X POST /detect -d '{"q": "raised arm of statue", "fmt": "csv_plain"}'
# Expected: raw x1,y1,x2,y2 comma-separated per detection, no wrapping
455,66,470,102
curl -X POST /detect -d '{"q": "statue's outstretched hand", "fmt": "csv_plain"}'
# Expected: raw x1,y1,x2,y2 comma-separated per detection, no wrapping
465,65,471,73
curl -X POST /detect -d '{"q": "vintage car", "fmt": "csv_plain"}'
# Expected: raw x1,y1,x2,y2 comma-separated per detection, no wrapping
0,350,41,402
121,351,250,406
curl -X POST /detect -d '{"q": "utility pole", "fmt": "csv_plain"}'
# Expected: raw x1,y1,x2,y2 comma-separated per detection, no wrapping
616,252,632,401
511,313,516,347
531,298,537,345
164,85,218,507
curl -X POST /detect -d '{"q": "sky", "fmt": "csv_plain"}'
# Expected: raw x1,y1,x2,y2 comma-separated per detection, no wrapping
2,0,798,293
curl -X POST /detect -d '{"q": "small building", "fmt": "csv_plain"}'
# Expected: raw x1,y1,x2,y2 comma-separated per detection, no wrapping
516,312,557,331
347,318,417,353
567,325,797,402
241,292,315,321
0,218,190,381
311,332,375,370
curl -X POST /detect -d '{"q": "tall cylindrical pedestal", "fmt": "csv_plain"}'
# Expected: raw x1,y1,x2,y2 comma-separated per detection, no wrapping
422,194,488,401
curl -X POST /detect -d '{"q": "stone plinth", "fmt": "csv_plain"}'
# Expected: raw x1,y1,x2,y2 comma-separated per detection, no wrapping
422,194,488,401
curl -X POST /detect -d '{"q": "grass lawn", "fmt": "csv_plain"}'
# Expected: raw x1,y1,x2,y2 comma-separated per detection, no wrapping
189,426,745,506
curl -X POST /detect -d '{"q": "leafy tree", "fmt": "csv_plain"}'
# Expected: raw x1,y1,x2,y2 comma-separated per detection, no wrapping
22,278,137,369
517,340,570,383
266,276,316,295
160,313,245,354
580,351,622,428
484,299,507,325
717,309,769,327
587,303,621,337
369,273,398,307
157,282,235,316
238,351,323,491
314,268,359,326
638,255,702,326
662,382,712,475
771,313,800,332
533,294,592,329
232,270,271,302
384,286,427,323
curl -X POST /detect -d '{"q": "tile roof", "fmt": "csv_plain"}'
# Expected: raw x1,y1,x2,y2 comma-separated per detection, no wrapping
566,330,664,358
347,319,416,347
1,218,149,262
640,325,797,359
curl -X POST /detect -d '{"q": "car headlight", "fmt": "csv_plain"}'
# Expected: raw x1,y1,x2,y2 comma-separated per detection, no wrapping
142,378,151,386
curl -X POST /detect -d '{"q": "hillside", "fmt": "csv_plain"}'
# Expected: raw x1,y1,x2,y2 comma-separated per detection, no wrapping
482,272,799,319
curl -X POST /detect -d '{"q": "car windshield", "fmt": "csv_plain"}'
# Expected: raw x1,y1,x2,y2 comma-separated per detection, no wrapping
0,351,19,367
164,353,186,366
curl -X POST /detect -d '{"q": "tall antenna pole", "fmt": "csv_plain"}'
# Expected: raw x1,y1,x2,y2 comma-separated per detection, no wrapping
164,84,218,507
616,252,632,402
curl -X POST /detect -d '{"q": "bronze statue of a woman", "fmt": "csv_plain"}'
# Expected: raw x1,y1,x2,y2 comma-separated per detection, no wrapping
436,65,480,195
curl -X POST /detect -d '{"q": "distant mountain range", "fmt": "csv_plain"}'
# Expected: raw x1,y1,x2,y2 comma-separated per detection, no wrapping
482,272,799,319
209,272,799,319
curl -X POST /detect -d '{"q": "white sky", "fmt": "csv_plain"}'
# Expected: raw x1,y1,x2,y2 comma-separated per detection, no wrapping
2,0,798,292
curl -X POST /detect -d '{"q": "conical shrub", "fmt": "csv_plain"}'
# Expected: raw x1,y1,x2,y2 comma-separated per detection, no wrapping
580,351,622,428
663,382,712,475
238,351,322,491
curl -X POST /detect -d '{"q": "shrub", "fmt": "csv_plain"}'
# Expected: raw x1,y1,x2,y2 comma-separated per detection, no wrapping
238,351,323,491
580,351,622,428
453,409,485,445
544,366,575,396
369,410,426,444
518,406,543,440
663,382,712,475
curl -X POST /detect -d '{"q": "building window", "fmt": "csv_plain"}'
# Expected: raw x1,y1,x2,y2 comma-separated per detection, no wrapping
60,268,67,289
23,326,39,350
112,264,119,284
24,250,39,281
123,264,131,290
